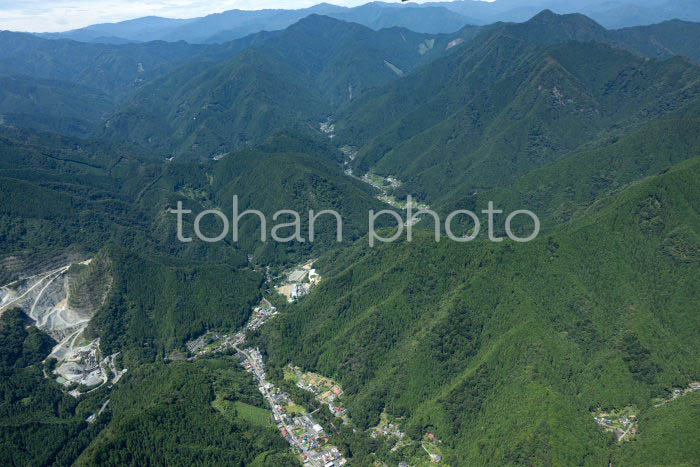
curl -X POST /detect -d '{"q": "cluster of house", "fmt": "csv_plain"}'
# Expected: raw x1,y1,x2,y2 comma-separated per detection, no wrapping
246,304,278,332
238,347,346,467
370,422,405,440
274,394,345,465
276,261,322,302
319,120,336,139
317,384,346,418
304,445,346,467
294,368,347,418
593,411,638,441
290,415,328,449
340,145,357,164
186,331,223,354
654,382,700,408
242,347,266,379
678,381,700,394
361,173,401,190
186,301,278,357
594,415,636,430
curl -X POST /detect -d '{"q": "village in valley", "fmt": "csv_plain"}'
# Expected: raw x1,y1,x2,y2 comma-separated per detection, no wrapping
287,366,348,419
183,258,352,467
322,117,432,221
179,255,454,466
185,296,346,466
180,260,700,467
240,347,348,467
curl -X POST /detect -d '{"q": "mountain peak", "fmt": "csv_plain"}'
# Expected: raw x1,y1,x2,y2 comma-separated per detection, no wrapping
292,14,350,28
287,14,370,36
531,9,559,21
497,9,608,44
527,9,604,28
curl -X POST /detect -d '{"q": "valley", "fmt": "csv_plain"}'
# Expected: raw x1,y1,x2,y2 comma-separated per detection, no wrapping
1,3,700,465
184,290,348,466
186,272,445,466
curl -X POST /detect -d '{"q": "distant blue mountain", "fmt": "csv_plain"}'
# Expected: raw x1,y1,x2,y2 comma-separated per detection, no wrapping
35,1,700,44
39,2,476,44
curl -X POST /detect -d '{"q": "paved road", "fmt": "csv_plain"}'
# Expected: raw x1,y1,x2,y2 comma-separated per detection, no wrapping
233,343,324,466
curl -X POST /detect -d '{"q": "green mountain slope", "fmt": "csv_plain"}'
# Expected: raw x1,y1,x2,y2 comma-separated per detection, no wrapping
0,32,206,99
101,15,460,161
0,126,245,265
74,359,295,466
467,9,700,63
101,48,327,161
0,308,294,466
338,12,700,207
0,75,112,137
204,147,392,265
86,246,262,359
453,117,700,226
614,391,700,465
258,157,700,464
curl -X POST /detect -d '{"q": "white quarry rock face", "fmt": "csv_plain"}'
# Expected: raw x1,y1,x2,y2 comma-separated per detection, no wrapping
1,258,124,395
1,264,87,341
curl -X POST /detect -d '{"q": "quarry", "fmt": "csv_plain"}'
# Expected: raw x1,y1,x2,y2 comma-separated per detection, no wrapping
0,253,125,395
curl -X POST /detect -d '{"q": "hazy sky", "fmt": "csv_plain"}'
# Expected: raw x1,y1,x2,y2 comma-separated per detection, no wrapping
0,0,477,32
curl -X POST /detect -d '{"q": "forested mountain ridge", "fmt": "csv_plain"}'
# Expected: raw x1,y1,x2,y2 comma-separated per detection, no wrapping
258,157,700,464
0,31,207,98
337,11,700,208
3,12,700,152
36,0,700,44
0,75,113,138
41,2,475,44
0,124,392,268
100,15,459,160
469,11,700,63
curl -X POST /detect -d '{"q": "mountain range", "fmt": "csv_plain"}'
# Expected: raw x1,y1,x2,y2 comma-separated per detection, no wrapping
1,6,699,466
29,0,700,45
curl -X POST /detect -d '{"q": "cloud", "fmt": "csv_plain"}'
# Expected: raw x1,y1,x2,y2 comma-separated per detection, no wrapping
0,0,422,32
